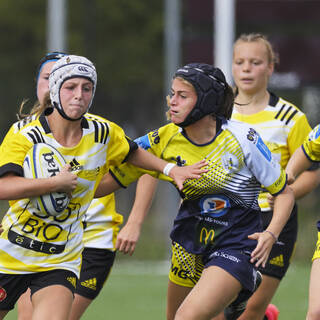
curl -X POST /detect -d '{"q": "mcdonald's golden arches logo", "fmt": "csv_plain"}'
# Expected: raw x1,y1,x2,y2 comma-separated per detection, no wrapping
199,227,215,245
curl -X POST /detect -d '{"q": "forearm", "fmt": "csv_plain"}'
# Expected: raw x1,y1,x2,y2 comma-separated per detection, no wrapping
0,175,58,200
127,174,158,225
267,185,295,238
286,147,312,179
290,169,320,200
127,147,167,174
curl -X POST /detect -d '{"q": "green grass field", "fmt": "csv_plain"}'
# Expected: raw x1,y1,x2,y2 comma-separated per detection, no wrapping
5,259,310,320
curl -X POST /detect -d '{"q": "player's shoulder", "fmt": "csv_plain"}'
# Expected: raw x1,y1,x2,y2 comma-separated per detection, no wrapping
10,115,39,134
269,91,305,117
223,118,253,136
85,112,108,123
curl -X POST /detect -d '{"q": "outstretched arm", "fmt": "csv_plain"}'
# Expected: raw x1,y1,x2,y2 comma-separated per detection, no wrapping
127,147,207,190
116,174,158,255
249,185,294,268
286,146,313,184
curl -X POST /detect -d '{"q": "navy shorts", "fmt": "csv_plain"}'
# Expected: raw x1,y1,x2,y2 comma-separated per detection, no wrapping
75,247,115,300
258,204,298,280
205,249,259,292
0,269,77,311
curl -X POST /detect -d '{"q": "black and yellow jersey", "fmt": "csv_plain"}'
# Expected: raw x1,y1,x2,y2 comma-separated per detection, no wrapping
302,124,320,162
232,92,312,211
111,118,287,255
0,111,135,276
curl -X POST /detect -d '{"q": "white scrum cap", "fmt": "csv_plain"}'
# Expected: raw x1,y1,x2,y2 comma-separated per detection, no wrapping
49,55,97,116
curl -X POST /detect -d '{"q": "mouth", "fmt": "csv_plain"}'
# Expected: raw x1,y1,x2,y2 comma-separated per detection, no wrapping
241,77,254,83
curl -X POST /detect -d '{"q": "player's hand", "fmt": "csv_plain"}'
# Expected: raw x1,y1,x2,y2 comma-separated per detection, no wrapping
116,222,142,255
0,224,3,235
248,231,277,268
169,160,208,190
52,164,78,196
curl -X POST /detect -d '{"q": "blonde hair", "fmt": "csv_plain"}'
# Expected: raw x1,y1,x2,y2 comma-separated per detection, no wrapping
17,92,52,120
234,33,279,65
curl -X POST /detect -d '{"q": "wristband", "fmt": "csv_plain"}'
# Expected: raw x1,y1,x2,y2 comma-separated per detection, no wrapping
265,230,278,242
163,163,176,176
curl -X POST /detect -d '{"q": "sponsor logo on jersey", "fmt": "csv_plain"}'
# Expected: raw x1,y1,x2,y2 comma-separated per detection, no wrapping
209,251,241,263
70,158,83,172
256,136,272,161
246,128,258,142
0,286,7,302
247,128,272,162
199,227,215,245
81,278,97,290
200,195,230,217
170,263,189,280
311,125,320,140
135,134,151,150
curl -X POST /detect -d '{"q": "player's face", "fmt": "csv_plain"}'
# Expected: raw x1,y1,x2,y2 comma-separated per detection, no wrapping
37,61,56,104
232,41,273,95
168,78,197,125
59,78,93,119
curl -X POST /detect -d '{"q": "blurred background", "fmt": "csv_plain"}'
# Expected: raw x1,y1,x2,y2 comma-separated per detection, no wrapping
1,1,320,318
0,0,320,282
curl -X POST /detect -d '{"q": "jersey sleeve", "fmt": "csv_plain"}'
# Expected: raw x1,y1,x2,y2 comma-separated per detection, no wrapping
106,121,138,168
287,113,312,156
244,127,287,196
302,124,320,162
0,129,32,177
110,124,174,187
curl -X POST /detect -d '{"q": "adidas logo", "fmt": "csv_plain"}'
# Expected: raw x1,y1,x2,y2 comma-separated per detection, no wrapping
81,278,97,290
70,158,83,172
67,276,77,288
269,254,284,267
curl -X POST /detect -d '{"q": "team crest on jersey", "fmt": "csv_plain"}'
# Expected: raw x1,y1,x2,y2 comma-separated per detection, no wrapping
221,152,239,173
0,286,7,302
200,195,230,217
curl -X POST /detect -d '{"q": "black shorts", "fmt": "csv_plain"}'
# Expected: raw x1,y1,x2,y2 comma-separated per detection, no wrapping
75,247,116,300
0,269,77,311
258,204,298,280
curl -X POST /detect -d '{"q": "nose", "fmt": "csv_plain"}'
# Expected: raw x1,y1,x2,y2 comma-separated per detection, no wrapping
242,61,251,72
170,93,177,105
74,85,83,99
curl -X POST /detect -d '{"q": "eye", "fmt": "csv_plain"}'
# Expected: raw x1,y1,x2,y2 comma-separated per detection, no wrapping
179,93,187,99
252,60,262,65
83,86,92,92
234,60,243,65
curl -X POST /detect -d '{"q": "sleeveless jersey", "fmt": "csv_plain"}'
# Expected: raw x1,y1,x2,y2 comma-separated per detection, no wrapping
232,92,311,211
111,118,287,255
0,111,135,276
